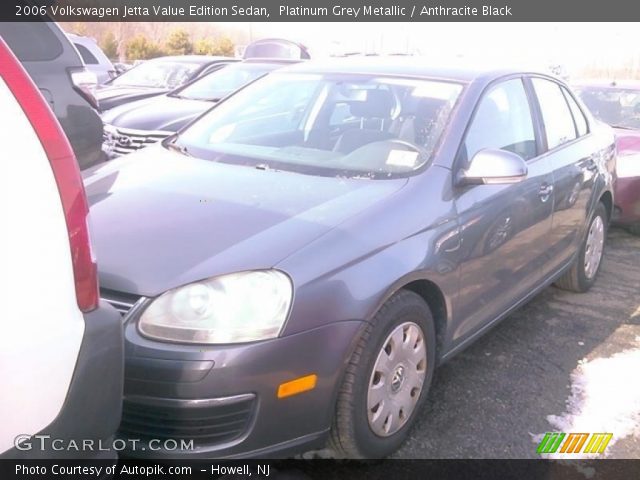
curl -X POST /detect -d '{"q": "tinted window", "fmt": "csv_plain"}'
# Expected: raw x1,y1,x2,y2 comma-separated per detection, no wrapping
0,23,63,61
532,78,577,149
75,43,98,65
464,78,537,162
562,88,588,136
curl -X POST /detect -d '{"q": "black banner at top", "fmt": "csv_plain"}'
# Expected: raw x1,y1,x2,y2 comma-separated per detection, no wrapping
2,0,640,22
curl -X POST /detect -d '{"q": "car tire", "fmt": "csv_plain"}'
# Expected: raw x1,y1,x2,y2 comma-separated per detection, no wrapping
555,202,608,293
328,289,436,458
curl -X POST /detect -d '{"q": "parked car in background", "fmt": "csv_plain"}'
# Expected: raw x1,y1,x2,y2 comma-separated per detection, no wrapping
243,38,311,60
84,59,615,459
95,55,236,112
68,33,116,84
102,59,299,158
0,22,105,170
0,38,123,459
114,62,132,75
574,80,640,234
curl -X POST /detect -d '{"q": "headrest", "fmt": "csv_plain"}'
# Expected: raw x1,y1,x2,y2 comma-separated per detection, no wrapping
350,89,394,118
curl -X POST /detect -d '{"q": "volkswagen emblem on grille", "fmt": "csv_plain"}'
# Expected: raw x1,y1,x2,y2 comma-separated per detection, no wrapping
118,135,132,146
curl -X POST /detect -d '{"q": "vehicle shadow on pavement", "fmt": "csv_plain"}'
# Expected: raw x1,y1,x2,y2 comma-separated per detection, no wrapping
394,227,640,459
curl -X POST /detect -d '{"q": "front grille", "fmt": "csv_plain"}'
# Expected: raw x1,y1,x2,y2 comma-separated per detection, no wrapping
119,394,256,447
103,125,172,157
101,288,142,317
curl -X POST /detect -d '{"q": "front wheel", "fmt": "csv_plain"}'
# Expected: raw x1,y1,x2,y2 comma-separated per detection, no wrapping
329,290,436,458
555,202,608,293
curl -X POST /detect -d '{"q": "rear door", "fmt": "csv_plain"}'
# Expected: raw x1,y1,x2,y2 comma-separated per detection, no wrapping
529,77,598,277
452,77,555,342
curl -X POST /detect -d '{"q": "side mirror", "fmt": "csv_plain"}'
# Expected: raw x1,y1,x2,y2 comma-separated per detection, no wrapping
457,149,528,186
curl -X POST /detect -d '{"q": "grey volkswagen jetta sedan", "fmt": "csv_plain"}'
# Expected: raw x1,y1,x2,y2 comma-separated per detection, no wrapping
83,59,615,459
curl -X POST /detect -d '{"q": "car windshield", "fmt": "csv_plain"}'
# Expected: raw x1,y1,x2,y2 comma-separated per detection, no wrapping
110,60,201,89
173,72,463,178
174,63,276,101
575,86,640,129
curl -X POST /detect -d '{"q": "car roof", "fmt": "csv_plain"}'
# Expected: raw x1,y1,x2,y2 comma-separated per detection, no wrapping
147,55,234,65
241,58,302,66
572,79,640,90
66,33,95,43
278,57,546,84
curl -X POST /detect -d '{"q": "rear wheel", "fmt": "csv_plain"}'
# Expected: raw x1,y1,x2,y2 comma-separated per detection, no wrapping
555,202,607,293
329,290,436,458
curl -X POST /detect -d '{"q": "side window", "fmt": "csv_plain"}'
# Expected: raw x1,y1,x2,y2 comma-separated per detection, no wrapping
562,87,589,137
0,23,63,61
463,78,537,162
329,102,354,127
74,44,99,65
532,78,577,149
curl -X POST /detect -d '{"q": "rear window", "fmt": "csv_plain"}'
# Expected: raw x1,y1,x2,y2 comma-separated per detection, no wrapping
532,78,577,150
562,87,589,137
0,23,63,61
74,43,98,65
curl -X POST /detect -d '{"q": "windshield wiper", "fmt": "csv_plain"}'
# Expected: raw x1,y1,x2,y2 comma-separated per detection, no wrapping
165,140,192,157
191,97,221,102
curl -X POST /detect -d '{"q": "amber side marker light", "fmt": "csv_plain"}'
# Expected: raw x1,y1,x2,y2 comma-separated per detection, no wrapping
277,374,318,399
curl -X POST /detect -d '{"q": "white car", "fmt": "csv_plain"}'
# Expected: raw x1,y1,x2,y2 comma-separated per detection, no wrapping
0,38,123,459
68,33,116,84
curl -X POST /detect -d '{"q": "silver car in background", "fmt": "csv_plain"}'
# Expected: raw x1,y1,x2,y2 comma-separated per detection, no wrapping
68,33,116,84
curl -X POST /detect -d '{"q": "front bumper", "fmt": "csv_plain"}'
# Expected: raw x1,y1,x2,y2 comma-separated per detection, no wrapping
119,316,364,458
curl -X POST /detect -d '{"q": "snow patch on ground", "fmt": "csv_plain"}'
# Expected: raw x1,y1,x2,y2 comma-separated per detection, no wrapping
536,339,640,458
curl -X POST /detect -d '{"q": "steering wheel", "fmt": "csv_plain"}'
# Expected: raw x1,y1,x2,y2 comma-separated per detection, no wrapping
382,138,422,152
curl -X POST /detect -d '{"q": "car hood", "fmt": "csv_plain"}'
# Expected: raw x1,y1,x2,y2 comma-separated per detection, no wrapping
83,146,408,297
96,85,168,111
101,95,213,132
614,127,640,155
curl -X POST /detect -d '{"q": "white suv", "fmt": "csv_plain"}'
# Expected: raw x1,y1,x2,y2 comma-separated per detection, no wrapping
0,38,123,459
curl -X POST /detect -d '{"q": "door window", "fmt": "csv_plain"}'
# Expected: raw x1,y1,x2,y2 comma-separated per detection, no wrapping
463,78,537,162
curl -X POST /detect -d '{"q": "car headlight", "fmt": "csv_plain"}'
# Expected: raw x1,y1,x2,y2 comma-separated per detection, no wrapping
138,270,293,344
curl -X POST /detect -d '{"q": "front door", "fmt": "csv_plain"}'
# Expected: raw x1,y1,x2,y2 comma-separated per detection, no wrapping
451,77,555,344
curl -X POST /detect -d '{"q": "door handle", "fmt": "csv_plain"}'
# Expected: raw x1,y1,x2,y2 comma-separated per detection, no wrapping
538,184,553,202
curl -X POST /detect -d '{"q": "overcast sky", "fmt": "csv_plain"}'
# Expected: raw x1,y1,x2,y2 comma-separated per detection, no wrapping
240,22,640,76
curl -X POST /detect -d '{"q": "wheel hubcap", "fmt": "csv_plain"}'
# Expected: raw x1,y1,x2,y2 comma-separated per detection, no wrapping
391,365,406,392
584,215,604,280
367,322,427,437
